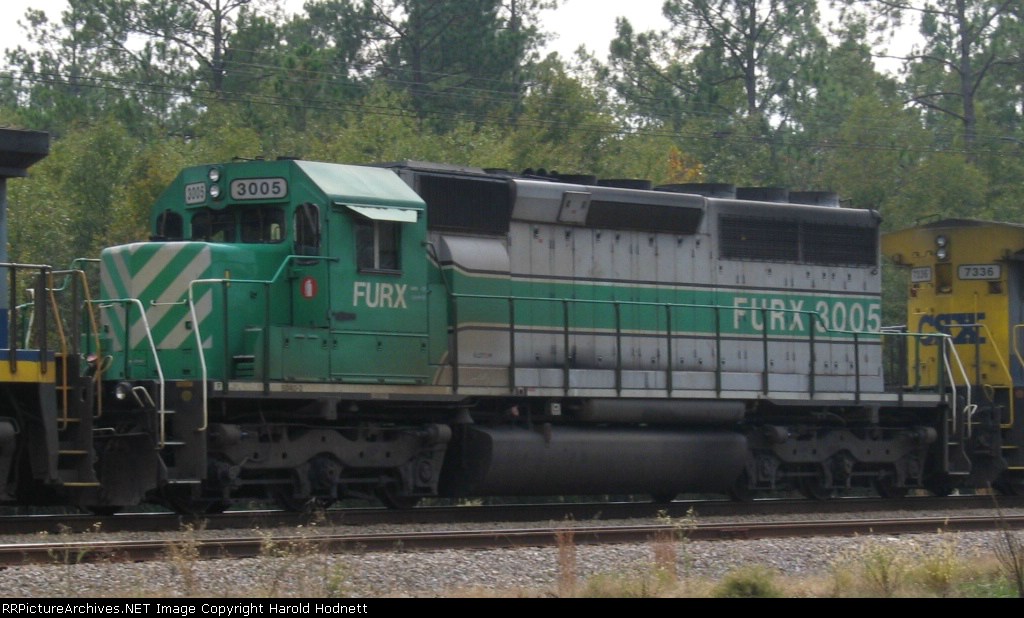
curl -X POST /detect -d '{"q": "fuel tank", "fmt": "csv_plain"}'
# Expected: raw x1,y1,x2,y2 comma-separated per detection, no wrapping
440,425,747,497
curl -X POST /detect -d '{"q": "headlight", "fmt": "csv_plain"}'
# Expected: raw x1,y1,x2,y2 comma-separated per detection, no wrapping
936,235,948,248
209,184,221,199
114,381,133,401
208,167,221,182
937,248,949,261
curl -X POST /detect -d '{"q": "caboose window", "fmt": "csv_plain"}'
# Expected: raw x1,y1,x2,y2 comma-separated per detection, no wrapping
355,220,401,272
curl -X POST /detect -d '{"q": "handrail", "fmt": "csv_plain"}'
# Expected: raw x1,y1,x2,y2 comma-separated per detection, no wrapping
187,254,338,433
42,270,70,429
49,269,104,420
447,292,896,396
93,298,167,444
940,334,976,439
20,267,106,423
0,263,54,375
900,319,1013,431
966,322,1014,429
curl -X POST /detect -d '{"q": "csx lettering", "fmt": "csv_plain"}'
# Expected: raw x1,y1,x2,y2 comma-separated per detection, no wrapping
353,281,407,309
918,312,986,346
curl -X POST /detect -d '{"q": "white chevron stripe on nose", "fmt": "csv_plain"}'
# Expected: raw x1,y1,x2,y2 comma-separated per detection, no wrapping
127,244,212,348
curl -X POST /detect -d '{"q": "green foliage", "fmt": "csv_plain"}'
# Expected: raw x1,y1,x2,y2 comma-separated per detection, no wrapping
955,568,1021,599
368,0,554,128
3,0,1024,282
855,540,911,597
7,119,138,267
578,569,678,598
711,565,784,598
911,535,963,598
821,96,931,219
883,154,989,231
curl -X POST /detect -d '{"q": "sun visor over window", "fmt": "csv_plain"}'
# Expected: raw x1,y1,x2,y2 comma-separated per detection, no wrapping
343,203,419,223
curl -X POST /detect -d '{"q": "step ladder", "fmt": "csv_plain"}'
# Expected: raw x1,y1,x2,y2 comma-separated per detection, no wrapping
54,353,99,488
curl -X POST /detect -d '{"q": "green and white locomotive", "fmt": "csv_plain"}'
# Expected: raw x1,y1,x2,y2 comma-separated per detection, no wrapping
15,152,1009,513
49,157,956,513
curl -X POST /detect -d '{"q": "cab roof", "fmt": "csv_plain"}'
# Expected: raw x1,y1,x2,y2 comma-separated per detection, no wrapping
295,160,425,211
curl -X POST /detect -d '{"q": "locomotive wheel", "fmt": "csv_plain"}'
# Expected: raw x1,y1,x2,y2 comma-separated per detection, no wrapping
728,471,755,502
270,486,334,513
162,487,229,516
994,477,1024,496
798,476,833,501
874,476,909,499
925,475,956,497
376,485,421,510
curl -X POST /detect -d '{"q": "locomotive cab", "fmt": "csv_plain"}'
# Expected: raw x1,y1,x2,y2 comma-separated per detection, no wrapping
89,159,444,512
99,159,432,387
883,219,1024,494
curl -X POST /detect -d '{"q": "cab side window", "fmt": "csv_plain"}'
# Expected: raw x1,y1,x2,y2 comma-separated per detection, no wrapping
153,210,183,241
241,207,284,243
294,203,321,256
355,219,400,272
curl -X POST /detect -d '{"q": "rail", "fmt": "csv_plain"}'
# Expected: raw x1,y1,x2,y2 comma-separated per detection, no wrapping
11,262,106,426
130,262,966,432
899,319,1013,432
0,262,53,375
449,293,977,447
186,254,338,433
48,268,104,424
960,321,1012,430
939,334,976,438
93,298,167,445
447,292,947,399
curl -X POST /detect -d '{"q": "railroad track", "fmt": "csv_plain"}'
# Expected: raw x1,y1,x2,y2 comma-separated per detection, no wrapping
3,493,1022,536
5,510,1024,567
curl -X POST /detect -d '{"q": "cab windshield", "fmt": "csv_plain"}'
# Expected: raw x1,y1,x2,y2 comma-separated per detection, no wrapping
189,206,284,244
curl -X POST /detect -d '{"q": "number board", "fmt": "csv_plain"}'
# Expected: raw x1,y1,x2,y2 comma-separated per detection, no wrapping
184,182,207,205
958,264,1002,280
910,267,932,283
230,178,288,201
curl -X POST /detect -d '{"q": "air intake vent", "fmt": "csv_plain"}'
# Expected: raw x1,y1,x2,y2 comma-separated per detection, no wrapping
736,187,789,202
597,179,653,190
656,183,736,198
789,191,840,207
557,174,598,185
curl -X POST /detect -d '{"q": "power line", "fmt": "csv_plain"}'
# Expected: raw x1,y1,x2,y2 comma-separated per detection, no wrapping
4,66,1021,160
